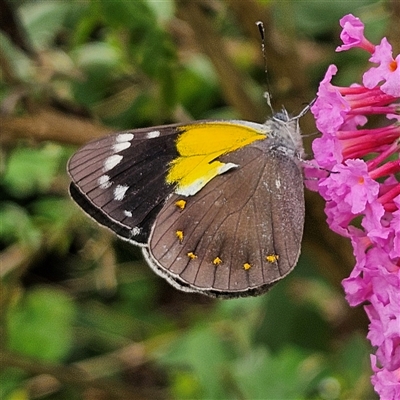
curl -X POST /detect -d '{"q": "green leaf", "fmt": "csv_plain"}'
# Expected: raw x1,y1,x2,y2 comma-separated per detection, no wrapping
0,203,41,247
0,32,33,82
176,57,220,118
3,144,63,198
98,0,157,29
6,287,76,362
32,198,76,253
19,1,74,50
72,42,121,71
145,0,175,22
0,368,28,400
338,335,371,380
254,257,330,353
233,346,325,399
71,41,123,106
160,326,232,399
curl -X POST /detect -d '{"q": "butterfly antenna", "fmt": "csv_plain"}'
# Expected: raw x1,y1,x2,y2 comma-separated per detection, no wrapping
292,97,316,121
256,21,274,115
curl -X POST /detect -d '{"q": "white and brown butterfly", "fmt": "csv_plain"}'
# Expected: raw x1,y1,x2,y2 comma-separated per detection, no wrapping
67,110,305,298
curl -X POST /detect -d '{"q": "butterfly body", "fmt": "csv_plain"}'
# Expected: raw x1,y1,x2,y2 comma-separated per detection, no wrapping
68,112,305,298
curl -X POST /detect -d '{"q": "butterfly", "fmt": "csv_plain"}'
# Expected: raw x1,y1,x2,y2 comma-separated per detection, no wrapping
67,108,306,298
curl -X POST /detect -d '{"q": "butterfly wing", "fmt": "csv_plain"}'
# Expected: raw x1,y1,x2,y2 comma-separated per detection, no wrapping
67,126,180,245
67,120,268,246
144,140,304,298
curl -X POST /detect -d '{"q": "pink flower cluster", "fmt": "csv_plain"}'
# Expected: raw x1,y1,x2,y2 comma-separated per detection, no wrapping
306,14,400,399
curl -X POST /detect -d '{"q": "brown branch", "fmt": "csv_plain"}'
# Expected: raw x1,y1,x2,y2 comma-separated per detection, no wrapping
227,0,313,107
177,0,266,122
0,349,163,399
0,107,112,146
0,0,35,56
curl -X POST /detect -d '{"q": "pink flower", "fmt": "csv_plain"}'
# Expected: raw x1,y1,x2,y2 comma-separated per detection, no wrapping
389,196,400,259
363,38,400,97
336,14,375,53
317,159,380,235
371,355,400,399
311,65,350,136
307,13,400,399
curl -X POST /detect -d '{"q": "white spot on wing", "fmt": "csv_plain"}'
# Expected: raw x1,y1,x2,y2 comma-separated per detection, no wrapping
104,154,123,171
217,162,238,174
124,210,133,217
146,130,161,138
116,133,134,142
131,226,141,236
275,179,281,189
114,184,129,201
98,175,111,189
113,141,131,152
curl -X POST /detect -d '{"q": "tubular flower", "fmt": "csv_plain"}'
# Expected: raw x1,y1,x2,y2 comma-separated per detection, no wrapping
306,14,400,399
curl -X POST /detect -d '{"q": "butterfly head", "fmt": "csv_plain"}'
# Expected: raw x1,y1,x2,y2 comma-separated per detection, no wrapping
264,108,304,160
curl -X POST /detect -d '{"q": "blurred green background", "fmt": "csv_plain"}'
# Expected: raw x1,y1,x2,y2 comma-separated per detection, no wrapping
1,0,398,399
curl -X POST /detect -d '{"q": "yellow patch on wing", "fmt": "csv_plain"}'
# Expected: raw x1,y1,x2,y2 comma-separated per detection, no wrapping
243,262,251,270
266,254,279,263
166,122,266,195
212,256,222,266
175,199,187,210
175,230,184,242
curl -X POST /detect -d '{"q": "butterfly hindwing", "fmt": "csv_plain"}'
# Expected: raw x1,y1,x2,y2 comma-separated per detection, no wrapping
144,139,304,298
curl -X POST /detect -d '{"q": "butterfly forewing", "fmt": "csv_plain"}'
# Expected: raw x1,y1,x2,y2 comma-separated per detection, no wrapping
67,126,180,245
144,140,304,298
